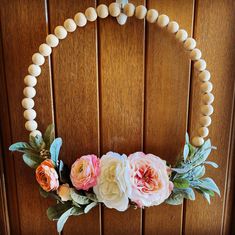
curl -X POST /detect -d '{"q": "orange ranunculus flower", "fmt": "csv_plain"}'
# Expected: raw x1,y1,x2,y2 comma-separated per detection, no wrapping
35,159,59,192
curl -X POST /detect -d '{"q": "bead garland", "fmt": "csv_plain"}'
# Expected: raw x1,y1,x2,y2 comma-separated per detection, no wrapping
21,2,214,147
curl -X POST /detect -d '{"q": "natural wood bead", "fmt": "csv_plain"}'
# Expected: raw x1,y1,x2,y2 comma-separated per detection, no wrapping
23,109,36,120
22,98,34,109
201,104,214,116
64,18,77,32
198,127,209,138
25,120,38,131
157,14,170,27
135,5,147,19
46,34,59,47
184,37,196,50
24,75,37,87
194,59,207,71
85,7,97,22
123,3,135,17
28,64,41,77
117,13,128,25
32,53,45,66
54,26,67,39
167,21,179,34
199,70,211,81
30,130,42,137
199,116,211,127
146,9,158,23
23,87,36,98
201,81,213,93
192,136,204,147
190,48,202,61
109,3,121,17
74,12,87,27
176,29,188,42
97,4,109,19
202,93,214,104
39,43,52,56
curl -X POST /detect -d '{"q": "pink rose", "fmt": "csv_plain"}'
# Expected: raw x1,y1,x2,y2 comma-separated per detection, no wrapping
128,152,173,207
70,154,100,190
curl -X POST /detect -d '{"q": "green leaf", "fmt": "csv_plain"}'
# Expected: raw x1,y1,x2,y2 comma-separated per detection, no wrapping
22,153,44,169
173,178,190,189
50,138,62,165
84,202,98,213
204,161,219,168
200,178,220,196
29,135,46,151
70,189,90,205
183,144,189,161
185,133,189,144
9,142,33,152
47,202,72,221
165,193,184,205
57,207,73,233
39,187,62,202
59,160,70,184
71,206,84,216
202,192,211,204
44,124,55,149
85,192,98,202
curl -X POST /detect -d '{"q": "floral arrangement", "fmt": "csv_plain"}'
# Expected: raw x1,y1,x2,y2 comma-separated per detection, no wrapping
9,124,220,232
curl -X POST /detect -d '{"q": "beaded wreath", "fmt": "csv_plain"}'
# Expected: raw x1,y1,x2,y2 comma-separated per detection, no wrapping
9,2,219,233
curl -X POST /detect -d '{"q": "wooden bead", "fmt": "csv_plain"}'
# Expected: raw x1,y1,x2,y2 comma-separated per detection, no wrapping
201,81,213,93
54,26,67,39
46,34,59,47
30,130,42,137
23,87,36,98
190,48,202,61
157,14,170,27
198,127,209,138
201,104,214,116
123,3,135,17
117,13,128,25
202,93,214,104
176,29,188,42
85,7,97,22
23,109,36,120
64,18,77,32
194,59,207,71
24,75,37,87
74,12,87,27
39,43,52,56
146,9,158,23
25,120,38,131
97,4,109,19
22,98,34,109
199,116,211,127
184,37,196,50
199,70,211,81
167,21,179,34
32,53,45,65
109,3,121,17
192,136,204,147
28,64,41,77
135,5,147,19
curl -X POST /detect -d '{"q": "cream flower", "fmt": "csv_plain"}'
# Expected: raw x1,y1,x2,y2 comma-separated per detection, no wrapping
93,152,131,211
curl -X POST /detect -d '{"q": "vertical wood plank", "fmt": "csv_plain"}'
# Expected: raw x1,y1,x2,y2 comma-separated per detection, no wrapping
98,0,145,234
184,0,235,234
48,1,100,234
144,0,194,234
0,0,56,234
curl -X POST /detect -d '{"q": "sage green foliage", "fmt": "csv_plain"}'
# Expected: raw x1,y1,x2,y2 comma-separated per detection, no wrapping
166,133,220,205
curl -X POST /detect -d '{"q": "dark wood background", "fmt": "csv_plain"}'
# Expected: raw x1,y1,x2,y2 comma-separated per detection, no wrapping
0,0,235,234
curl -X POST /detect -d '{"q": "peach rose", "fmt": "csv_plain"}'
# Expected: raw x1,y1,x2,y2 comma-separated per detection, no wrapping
35,159,59,192
57,183,72,201
70,155,100,190
128,152,173,207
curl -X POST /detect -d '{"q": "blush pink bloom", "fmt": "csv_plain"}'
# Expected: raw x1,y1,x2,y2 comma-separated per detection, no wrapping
70,154,100,190
128,152,173,207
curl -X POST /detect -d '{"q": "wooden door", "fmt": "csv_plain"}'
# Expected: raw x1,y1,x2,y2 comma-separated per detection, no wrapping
0,0,235,235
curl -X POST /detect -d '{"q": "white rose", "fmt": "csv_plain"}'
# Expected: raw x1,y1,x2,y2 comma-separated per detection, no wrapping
93,152,131,211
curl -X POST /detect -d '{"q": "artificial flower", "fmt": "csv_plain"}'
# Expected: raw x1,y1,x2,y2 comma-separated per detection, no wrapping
57,183,72,201
93,152,131,211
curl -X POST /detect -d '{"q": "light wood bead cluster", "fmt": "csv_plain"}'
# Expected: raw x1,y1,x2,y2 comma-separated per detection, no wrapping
21,2,214,147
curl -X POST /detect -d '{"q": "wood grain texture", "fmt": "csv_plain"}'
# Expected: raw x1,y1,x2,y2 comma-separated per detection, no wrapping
184,0,235,234
98,0,144,234
0,0,56,234
48,1,100,234
144,1,194,234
